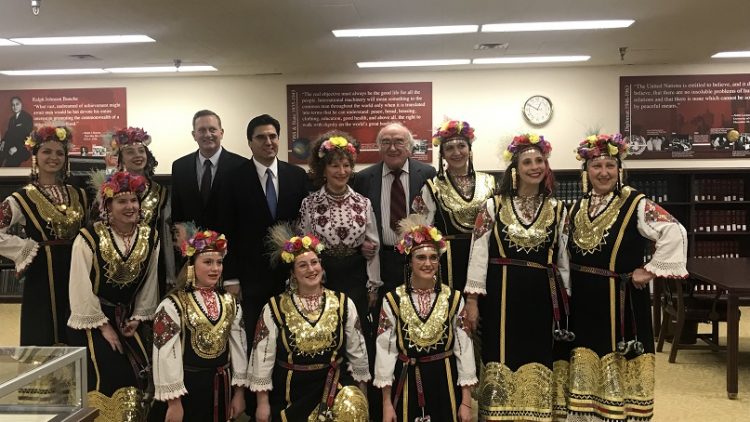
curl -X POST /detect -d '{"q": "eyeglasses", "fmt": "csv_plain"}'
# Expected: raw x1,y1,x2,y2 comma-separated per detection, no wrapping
380,139,407,149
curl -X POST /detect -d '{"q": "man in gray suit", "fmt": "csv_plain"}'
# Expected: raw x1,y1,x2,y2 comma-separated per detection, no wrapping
352,122,437,294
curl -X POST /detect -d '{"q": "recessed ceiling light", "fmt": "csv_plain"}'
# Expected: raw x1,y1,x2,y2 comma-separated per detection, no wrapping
334,25,478,37
10,35,155,45
106,65,217,73
712,51,750,58
0,68,109,76
473,55,591,64
482,20,634,32
0,39,19,46
357,59,471,68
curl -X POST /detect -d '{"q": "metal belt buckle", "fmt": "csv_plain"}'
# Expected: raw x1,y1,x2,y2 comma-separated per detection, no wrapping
317,408,334,421
616,340,629,354
414,416,431,422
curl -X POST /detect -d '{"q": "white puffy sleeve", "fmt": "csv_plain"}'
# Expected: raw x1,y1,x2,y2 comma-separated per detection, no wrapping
0,197,38,272
453,297,478,386
636,199,689,278
411,184,436,224
465,197,497,295
230,302,250,387
373,298,398,388
365,201,383,290
67,234,107,329
296,196,313,234
152,297,186,401
557,205,571,294
248,304,278,392
343,298,371,382
131,239,160,321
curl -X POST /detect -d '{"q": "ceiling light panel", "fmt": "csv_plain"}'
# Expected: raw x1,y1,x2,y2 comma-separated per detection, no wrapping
358,59,471,68
106,66,218,73
10,35,155,45
0,39,19,46
0,68,109,76
712,51,750,58
482,20,634,32
473,55,591,64
334,25,477,37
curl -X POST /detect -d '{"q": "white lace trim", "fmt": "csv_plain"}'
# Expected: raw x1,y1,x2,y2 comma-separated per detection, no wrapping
130,307,156,322
372,376,394,388
232,374,250,388
249,375,273,392
154,381,187,401
16,240,39,272
348,363,372,382
67,313,107,330
463,278,486,296
644,260,688,278
457,375,478,387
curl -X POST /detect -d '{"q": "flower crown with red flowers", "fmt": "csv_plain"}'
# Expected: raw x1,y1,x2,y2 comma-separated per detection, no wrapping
181,229,228,258
24,126,72,151
575,133,628,161
100,171,148,201
432,120,475,147
395,214,447,256
502,133,552,162
107,127,151,153
280,234,325,263
318,136,357,159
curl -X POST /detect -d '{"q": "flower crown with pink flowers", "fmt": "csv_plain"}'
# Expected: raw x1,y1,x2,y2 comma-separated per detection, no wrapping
575,133,628,161
502,133,552,162
432,120,475,147
281,234,325,263
25,126,72,151
181,229,228,258
318,136,357,158
109,127,151,152
396,219,448,256
100,171,148,201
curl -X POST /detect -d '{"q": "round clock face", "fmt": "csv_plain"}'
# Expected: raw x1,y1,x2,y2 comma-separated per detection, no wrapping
523,95,553,126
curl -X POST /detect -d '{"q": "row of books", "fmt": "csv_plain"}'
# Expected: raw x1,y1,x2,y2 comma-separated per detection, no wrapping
693,179,746,202
630,179,670,202
694,240,743,258
0,269,22,295
695,210,748,232
557,180,583,205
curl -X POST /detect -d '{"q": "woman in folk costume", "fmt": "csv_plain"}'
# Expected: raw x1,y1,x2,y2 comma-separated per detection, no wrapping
376,215,477,422
464,134,572,421
0,126,87,346
107,127,175,296
565,134,687,421
150,227,248,422
67,171,159,421
411,120,495,292
249,225,371,422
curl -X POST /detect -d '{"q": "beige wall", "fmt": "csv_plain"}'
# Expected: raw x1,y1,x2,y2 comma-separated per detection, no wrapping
1,62,749,176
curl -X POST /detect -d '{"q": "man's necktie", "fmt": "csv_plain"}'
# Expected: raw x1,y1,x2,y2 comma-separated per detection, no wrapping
389,169,406,231
200,160,212,204
266,168,278,219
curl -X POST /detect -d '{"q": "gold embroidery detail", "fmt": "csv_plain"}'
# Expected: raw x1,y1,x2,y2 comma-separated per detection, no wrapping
87,387,146,422
139,182,164,226
572,186,633,255
430,172,495,232
24,184,83,240
308,385,369,422
568,347,654,420
552,360,570,421
396,284,451,353
95,222,152,288
499,196,556,252
177,290,236,359
478,362,553,420
280,289,340,357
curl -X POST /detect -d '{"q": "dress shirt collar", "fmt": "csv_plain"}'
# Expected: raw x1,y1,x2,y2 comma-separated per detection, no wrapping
198,146,223,167
381,159,410,178
254,157,279,179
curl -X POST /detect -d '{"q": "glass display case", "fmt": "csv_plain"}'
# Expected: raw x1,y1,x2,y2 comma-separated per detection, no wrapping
0,347,96,421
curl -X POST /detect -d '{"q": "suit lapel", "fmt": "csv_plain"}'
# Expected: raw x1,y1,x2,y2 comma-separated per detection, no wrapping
372,163,384,240
408,158,422,202
185,151,202,205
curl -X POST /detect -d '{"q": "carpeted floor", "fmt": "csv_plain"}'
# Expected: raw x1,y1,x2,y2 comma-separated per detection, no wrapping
1,304,748,421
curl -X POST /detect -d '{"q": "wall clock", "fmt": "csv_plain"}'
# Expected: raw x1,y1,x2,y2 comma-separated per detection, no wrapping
523,95,553,126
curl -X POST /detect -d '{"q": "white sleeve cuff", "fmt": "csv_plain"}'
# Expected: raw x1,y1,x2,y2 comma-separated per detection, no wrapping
348,363,372,383
15,239,39,272
67,313,108,330
154,381,188,401
373,376,394,388
249,375,273,392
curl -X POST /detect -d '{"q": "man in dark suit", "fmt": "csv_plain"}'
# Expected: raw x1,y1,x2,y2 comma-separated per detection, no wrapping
1,96,33,167
353,122,437,293
171,109,250,285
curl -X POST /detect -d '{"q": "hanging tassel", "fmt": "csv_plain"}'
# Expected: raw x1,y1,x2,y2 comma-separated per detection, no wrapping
581,171,588,194
511,168,517,192
187,265,195,289
31,156,39,180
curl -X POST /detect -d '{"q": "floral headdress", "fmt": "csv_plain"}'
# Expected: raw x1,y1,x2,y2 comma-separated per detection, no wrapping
396,214,447,255
266,223,326,266
99,171,148,200
25,126,72,151
318,135,357,158
107,127,151,153
432,120,475,147
181,228,228,258
575,133,628,161
502,133,552,162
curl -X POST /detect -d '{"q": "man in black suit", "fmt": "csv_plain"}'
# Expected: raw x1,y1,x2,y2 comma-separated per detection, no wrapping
171,109,250,286
1,96,33,167
353,122,437,293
